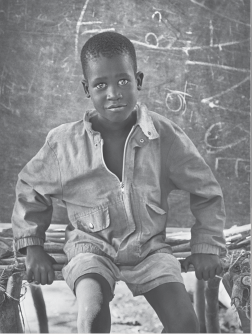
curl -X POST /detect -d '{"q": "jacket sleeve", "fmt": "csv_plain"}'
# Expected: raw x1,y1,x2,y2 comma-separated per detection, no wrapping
11,136,63,253
167,125,226,256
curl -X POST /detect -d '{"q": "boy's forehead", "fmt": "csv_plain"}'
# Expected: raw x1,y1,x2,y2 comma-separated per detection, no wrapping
85,53,134,77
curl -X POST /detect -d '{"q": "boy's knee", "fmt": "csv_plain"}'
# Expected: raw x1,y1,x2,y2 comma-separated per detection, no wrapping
75,273,112,303
77,296,111,333
161,306,199,333
166,311,199,333
184,311,200,333
75,274,111,332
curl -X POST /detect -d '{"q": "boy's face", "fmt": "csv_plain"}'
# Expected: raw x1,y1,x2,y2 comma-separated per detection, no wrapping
82,54,143,124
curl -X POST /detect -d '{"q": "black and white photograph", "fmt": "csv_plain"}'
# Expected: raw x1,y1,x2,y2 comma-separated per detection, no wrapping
0,0,250,333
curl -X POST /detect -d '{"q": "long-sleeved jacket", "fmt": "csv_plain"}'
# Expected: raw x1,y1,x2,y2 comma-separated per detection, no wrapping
12,103,226,265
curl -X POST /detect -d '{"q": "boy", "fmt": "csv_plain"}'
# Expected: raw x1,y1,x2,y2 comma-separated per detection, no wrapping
12,31,226,333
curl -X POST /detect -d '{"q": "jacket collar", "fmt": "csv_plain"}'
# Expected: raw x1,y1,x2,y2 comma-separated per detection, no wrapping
135,103,159,140
83,103,159,140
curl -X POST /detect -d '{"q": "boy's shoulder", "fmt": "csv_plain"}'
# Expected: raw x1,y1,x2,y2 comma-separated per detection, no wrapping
142,104,184,137
46,119,84,144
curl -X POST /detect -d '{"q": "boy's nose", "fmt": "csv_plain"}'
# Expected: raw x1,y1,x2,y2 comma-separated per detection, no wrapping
107,87,122,100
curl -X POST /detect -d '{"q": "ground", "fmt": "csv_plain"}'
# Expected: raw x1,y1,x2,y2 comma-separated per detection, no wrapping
20,273,243,333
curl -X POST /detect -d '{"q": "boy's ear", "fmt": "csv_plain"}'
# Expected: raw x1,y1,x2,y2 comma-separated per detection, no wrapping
82,79,90,98
136,71,144,91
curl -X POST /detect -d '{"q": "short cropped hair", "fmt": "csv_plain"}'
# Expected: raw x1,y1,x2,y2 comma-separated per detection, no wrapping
80,31,137,78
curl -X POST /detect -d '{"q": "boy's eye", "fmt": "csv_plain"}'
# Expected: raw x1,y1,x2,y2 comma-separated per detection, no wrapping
96,83,106,89
118,79,128,86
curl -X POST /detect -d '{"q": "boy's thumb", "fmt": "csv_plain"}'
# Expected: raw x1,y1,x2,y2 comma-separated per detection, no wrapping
181,255,192,273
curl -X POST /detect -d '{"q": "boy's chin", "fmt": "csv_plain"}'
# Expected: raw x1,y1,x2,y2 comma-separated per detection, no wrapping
98,108,135,123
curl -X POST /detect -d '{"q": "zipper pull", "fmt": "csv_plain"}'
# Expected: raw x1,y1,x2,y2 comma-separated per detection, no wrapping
121,182,125,194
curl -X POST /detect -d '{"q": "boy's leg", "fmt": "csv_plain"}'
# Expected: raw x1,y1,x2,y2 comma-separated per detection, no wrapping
75,273,112,333
143,282,199,333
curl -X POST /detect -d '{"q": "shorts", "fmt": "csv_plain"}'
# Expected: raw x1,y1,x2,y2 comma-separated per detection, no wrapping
62,252,184,301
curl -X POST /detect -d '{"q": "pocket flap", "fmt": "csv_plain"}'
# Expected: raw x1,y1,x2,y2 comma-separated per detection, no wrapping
75,206,110,232
146,203,166,215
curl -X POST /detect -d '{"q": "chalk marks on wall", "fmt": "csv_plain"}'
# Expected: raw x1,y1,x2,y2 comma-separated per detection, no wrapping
201,76,250,113
74,0,115,62
186,60,248,73
75,0,90,62
214,157,250,180
204,122,249,153
165,82,191,114
206,122,250,181
190,0,250,27
152,11,162,23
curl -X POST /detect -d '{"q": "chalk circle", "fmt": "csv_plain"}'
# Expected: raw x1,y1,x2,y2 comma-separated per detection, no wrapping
244,165,250,173
152,11,162,22
145,33,158,47
165,92,184,112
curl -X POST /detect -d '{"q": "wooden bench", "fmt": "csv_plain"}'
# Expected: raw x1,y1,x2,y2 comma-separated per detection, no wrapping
0,224,250,333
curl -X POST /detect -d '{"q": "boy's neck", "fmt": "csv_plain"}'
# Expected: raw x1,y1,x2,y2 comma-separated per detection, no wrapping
91,110,137,135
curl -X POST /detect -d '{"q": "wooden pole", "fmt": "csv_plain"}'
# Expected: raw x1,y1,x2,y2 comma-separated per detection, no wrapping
30,285,49,333
205,277,221,333
194,279,206,333
0,266,24,333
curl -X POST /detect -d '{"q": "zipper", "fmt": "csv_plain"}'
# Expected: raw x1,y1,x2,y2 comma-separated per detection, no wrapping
100,125,136,195
121,125,136,193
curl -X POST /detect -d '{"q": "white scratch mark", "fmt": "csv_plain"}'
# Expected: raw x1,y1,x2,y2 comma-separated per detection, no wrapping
131,39,167,50
186,39,249,51
80,21,102,25
209,20,213,46
75,0,90,62
131,39,249,55
81,28,115,35
190,0,250,27
186,60,249,73
204,101,249,115
201,76,250,104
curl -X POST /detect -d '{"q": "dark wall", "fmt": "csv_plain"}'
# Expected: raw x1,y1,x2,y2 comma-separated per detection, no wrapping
0,0,250,228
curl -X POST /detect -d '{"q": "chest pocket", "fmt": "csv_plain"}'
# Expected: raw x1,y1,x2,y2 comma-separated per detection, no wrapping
74,206,110,233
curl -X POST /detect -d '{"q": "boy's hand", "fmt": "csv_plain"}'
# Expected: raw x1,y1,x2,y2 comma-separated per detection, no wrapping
26,245,56,285
182,253,223,280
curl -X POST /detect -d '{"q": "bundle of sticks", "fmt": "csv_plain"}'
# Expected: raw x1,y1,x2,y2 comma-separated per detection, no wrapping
166,223,251,259
0,224,250,273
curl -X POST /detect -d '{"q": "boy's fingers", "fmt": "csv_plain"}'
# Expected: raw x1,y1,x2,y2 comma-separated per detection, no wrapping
47,269,55,285
202,270,209,281
33,271,41,285
216,264,223,276
195,270,203,281
40,270,48,285
26,269,34,283
49,254,57,264
181,256,191,272
181,259,187,272
209,267,216,279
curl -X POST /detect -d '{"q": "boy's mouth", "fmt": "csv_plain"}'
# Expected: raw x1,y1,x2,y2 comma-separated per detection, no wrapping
107,104,127,110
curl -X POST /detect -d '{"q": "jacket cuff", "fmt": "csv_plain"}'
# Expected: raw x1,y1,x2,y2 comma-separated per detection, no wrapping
15,237,44,254
191,243,221,255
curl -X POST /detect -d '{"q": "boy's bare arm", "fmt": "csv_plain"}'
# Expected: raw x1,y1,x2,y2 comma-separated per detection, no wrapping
182,253,222,281
26,245,56,285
